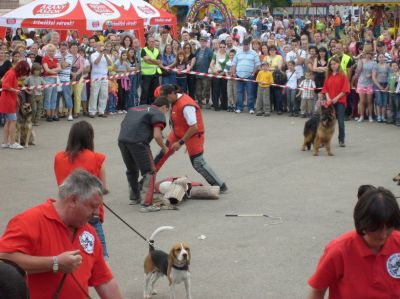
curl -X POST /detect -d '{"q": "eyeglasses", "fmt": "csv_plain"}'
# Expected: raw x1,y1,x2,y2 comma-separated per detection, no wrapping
220,46,226,48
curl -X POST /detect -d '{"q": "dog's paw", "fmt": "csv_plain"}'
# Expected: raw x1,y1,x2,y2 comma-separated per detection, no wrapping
152,290,157,295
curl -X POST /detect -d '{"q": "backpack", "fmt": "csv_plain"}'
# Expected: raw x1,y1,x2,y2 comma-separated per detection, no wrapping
273,69,287,86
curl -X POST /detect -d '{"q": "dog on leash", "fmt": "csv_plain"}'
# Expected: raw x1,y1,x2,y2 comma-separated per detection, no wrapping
393,173,400,185
302,105,336,156
16,102,35,148
143,226,192,299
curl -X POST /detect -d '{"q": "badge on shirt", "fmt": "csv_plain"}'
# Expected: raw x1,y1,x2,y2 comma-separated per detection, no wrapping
79,231,95,254
387,253,400,278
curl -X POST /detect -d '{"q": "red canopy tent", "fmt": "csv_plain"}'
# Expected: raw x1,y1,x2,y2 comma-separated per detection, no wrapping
0,0,177,44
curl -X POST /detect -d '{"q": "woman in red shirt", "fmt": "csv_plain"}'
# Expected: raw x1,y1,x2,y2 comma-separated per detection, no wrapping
322,56,350,147
42,44,61,122
54,120,109,258
0,61,30,149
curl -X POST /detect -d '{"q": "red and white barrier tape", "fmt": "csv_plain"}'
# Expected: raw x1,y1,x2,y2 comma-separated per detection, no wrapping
4,66,397,94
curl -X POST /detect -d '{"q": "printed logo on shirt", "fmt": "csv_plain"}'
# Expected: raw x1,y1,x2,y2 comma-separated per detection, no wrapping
79,231,95,254
387,253,400,279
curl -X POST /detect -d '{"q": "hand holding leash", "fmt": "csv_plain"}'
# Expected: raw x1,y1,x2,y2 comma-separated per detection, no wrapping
58,250,82,273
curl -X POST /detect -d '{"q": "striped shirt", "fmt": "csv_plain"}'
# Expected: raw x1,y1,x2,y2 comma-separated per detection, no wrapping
232,49,260,79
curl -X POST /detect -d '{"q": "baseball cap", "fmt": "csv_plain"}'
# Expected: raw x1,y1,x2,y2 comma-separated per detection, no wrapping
262,61,269,65
199,36,208,42
243,37,252,45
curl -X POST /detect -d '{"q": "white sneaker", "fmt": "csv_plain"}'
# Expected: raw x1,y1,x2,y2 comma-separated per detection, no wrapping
9,143,24,149
117,110,123,114
235,109,241,113
369,116,374,122
68,115,73,121
249,109,255,114
357,116,364,123
1,143,9,148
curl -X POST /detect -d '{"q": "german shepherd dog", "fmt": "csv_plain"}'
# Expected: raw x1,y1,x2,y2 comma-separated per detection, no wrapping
302,105,336,156
16,102,35,148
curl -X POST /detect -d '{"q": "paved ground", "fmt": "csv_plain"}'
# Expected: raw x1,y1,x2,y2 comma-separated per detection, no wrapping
1,110,400,299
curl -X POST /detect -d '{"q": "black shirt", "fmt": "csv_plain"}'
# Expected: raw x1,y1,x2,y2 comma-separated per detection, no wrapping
0,60,12,79
118,105,166,144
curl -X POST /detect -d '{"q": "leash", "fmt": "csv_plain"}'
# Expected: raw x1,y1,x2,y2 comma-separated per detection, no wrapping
52,274,67,299
103,202,149,243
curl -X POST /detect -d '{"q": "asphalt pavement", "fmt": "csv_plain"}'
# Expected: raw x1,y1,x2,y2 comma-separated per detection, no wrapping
1,110,400,298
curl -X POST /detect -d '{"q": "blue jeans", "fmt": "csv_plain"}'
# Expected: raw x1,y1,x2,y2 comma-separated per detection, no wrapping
374,83,388,107
59,83,73,109
335,26,341,39
176,77,188,93
161,73,177,85
335,103,345,143
107,93,116,113
287,88,297,113
127,75,139,109
236,76,256,111
43,77,58,110
89,217,109,257
392,94,400,123
271,86,282,112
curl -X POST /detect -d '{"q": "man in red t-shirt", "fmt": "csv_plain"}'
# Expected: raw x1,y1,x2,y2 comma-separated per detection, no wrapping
0,170,123,299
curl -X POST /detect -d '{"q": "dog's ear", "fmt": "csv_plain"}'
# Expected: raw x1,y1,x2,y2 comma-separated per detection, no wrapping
168,247,175,265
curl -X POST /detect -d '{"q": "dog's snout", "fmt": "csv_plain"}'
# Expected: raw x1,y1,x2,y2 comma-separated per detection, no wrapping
183,253,187,258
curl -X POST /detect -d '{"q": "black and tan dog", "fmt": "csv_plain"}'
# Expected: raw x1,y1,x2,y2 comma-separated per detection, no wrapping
302,105,336,156
16,102,35,148
143,226,192,299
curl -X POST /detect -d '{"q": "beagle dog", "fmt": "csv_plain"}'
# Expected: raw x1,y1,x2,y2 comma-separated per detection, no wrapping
393,173,400,185
143,226,192,299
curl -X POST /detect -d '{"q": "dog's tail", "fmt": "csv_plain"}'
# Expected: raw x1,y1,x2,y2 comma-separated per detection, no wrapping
148,226,174,252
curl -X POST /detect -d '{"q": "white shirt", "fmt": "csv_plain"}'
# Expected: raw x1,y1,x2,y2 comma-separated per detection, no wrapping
233,25,247,44
286,49,306,77
286,70,299,89
90,51,109,80
178,93,197,126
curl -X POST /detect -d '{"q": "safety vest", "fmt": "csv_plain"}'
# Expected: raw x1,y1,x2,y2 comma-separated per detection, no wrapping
170,94,204,138
329,54,351,76
141,47,162,75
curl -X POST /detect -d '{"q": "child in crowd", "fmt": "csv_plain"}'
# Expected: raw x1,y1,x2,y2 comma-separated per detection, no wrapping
285,60,299,116
171,50,189,93
24,63,46,126
114,51,130,113
255,61,273,116
389,61,399,125
224,49,236,112
107,76,118,115
297,70,316,117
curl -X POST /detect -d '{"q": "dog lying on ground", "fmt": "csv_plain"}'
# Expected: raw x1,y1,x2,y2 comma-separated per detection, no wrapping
393,173,400,185
16,102,35,148
143,226,192,299
302,105,336,156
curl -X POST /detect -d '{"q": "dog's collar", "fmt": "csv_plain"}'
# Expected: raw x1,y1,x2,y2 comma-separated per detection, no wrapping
172,264,189,271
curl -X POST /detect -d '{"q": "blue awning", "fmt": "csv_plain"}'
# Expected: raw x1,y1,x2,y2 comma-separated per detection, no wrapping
169,0,195,7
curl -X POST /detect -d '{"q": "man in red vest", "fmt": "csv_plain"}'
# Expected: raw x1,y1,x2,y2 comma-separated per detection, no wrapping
154,84,227,192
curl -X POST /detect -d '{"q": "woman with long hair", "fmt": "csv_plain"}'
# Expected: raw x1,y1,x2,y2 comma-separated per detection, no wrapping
322,56,350,147
127,47,138,108
210,41,229,110
119,35,133,54
54,120,109,258
0,61,30,149
114,50,131,113
183,42,196,98
313,47,328,93
356,47,376,122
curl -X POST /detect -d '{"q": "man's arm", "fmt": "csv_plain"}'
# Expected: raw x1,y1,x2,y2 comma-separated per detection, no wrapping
95,278,123,299
0,250,82,274
153,126,168,154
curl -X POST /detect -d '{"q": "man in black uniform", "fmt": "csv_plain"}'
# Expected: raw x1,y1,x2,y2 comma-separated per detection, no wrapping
118,97,169,212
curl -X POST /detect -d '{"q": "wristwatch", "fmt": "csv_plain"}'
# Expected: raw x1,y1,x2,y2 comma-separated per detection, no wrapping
178,139,185,145
52,256,59,273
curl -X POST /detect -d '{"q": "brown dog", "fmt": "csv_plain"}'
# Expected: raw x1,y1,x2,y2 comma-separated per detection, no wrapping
16,102,35,148
302,105,336,156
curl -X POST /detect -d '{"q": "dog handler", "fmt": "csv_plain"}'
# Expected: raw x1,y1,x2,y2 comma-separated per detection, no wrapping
0,170,123,299
154,84,227,192
118,96,170,212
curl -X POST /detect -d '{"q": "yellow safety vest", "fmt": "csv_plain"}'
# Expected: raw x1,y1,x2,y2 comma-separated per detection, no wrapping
329,54,351,76
141,47,162,75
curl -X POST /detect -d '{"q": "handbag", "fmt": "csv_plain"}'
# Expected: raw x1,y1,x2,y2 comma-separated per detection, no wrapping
71,56,82,82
